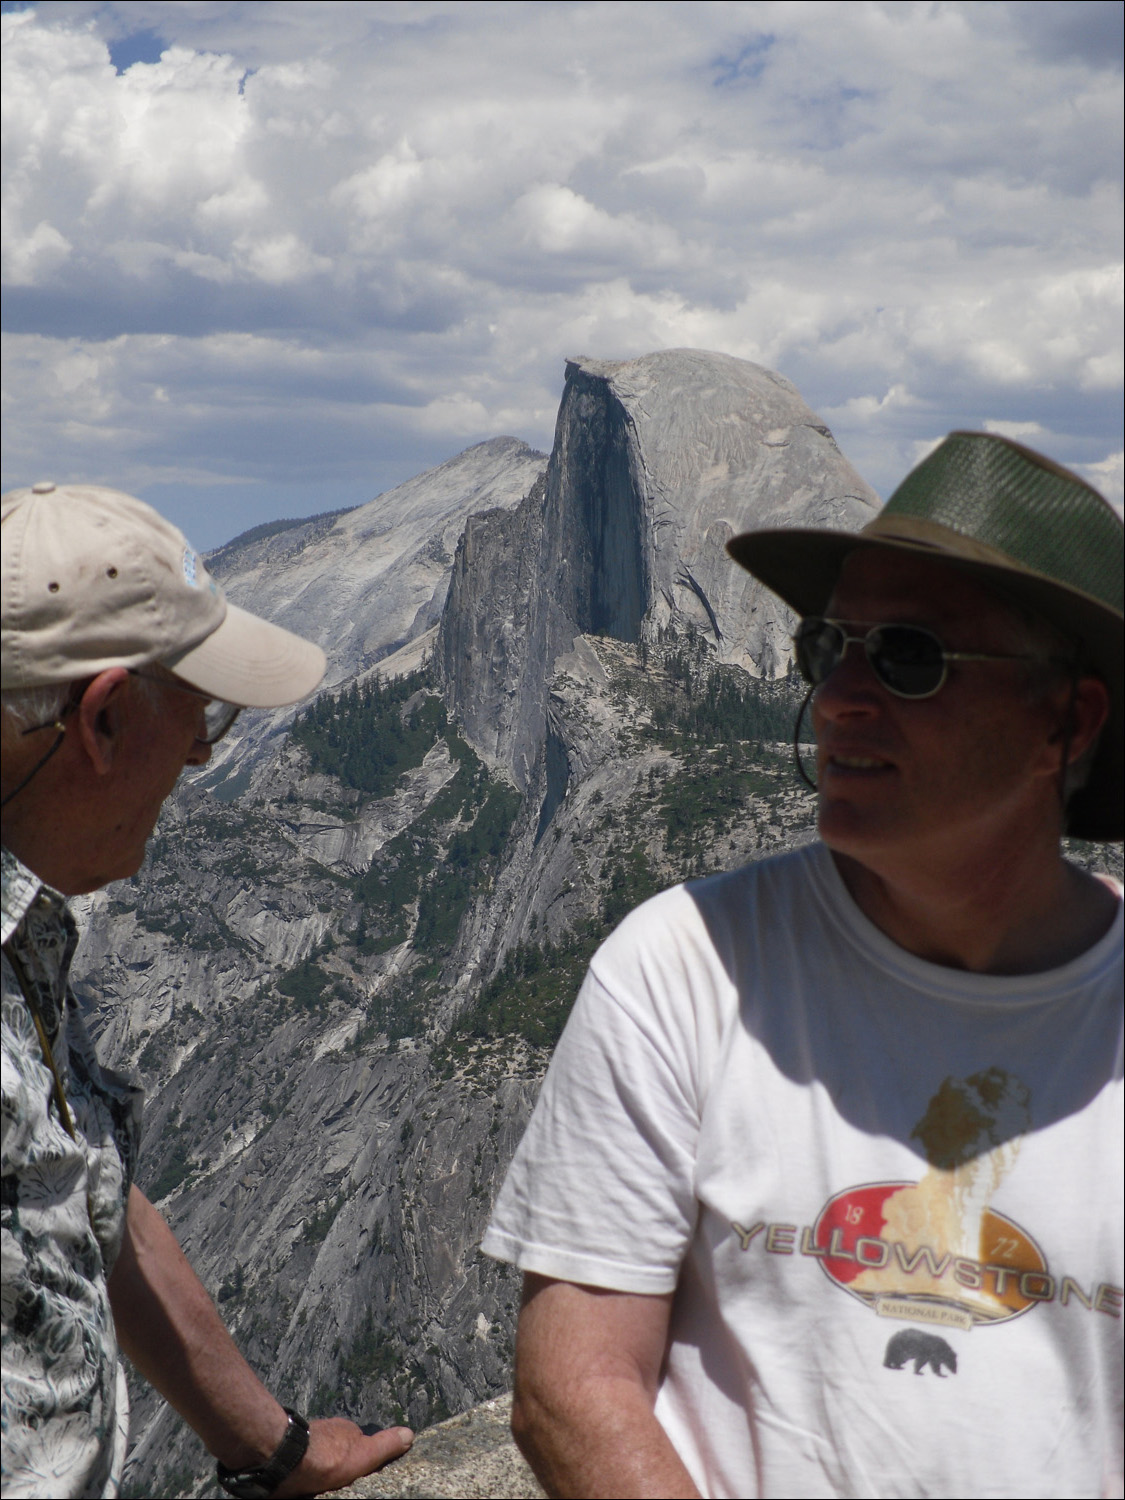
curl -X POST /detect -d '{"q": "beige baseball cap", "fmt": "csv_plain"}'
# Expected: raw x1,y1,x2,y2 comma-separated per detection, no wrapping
1,482,326,707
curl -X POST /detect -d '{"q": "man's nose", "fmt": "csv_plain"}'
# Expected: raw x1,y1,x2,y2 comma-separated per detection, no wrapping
812,639,883,717
187,725,213,766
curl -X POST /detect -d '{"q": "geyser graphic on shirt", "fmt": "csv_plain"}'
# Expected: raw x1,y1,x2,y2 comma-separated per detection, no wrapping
812,1069,1046,1328
732,1066,1118,1328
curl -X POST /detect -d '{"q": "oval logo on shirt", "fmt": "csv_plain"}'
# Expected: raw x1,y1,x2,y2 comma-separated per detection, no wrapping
809,1180,1048,1328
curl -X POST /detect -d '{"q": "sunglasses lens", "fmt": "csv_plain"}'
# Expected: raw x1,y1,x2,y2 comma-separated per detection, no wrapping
795,618,846,686
868,626,945,697
795,619,949,698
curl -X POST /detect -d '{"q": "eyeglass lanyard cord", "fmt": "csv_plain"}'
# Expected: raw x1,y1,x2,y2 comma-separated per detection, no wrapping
0,722,67,811
793,686,818,792
2,941,79,1140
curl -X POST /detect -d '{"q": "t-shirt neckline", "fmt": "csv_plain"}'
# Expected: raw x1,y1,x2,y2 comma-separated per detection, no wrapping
805,841,1123,1005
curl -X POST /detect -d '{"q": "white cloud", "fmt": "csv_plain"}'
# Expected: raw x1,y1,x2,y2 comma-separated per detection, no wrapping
983,420,1045,439
824,385,918,424
910,436,946,468
1,219,72,284
231,231,333,285
0,1,1121,541
1078,449,1124,511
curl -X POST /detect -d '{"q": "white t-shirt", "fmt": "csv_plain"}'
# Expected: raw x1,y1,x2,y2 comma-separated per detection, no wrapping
483,843,1124,1500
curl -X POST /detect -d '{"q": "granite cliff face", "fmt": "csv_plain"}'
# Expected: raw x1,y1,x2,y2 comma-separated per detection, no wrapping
70,352,884,1498
438,350,878,788
198,436,548,794
209,436,547,689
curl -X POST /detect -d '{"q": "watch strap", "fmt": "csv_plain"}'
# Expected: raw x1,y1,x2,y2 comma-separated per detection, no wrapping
216,1407,311,1499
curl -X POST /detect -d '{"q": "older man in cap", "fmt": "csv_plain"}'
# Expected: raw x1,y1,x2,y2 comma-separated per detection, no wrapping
483,433,1123,1498
1,483,413,1498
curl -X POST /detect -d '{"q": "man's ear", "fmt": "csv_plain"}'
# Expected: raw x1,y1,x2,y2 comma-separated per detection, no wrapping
75,668,132,776
1062,675,1110,767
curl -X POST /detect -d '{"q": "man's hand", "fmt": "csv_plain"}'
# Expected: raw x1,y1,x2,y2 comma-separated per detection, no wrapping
275,1418,413,1498
512,1273,700,1500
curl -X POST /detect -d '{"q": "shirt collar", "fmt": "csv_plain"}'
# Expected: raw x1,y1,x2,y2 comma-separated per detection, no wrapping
1,845,65,946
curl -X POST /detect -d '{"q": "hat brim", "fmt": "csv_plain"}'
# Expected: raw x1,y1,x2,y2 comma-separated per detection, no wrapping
163,602,327,708
727,526,1123,842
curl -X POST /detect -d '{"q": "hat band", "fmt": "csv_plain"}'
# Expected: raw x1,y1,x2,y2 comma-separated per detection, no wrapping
858,514,1028,570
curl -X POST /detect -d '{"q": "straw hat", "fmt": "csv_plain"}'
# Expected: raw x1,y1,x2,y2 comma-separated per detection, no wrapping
727,431,1123,840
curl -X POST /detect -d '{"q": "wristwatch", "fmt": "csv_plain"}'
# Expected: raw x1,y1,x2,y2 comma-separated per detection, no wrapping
216,1408,311,1499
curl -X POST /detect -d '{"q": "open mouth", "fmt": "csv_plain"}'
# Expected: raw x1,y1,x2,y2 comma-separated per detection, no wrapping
825,754,894,773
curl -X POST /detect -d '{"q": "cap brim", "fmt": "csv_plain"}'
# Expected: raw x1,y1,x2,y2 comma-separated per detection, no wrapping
164,602,327,708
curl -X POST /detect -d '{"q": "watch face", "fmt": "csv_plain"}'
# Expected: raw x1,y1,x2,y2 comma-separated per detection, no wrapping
217,1477,273,1500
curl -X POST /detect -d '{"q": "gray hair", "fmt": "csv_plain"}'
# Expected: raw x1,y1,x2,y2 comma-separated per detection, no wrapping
0,682,73,734
1,672,166,736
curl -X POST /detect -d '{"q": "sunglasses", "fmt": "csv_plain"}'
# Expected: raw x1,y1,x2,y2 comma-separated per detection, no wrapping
129,670,242,743
793,617,1043,700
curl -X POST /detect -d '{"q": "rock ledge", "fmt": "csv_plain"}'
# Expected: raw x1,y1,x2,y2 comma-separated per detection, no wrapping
330,1394,545,1499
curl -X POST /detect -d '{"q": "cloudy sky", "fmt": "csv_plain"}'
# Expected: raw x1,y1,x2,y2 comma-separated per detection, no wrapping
2,0,1122,548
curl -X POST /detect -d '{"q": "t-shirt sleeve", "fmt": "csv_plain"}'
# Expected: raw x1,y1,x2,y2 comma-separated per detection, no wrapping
482,888,718,1294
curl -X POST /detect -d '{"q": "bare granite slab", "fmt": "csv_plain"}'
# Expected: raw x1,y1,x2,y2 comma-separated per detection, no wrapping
329,1395,546,1499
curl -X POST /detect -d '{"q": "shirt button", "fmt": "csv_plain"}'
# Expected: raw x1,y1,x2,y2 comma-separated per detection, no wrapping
31,481,57,494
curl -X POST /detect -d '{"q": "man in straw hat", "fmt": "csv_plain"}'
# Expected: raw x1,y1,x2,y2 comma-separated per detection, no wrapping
1,484,413,1498
483,432,1123,1498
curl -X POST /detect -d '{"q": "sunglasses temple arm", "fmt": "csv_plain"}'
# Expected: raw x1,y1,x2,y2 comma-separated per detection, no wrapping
793,685,818,792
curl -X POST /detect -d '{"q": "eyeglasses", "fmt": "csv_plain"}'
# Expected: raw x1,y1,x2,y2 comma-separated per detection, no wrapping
129,670,242,743
793,617,1045,700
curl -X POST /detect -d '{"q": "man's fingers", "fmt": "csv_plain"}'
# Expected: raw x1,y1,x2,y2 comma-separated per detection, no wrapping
274,1418,414,1497
358,1424,415,1471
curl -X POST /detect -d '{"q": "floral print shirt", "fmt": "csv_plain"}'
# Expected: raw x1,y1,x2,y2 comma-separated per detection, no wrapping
2,847,144,1499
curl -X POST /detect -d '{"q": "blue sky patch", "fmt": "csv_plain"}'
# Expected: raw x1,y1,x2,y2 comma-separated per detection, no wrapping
107,27,167,73
711,34,776,87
